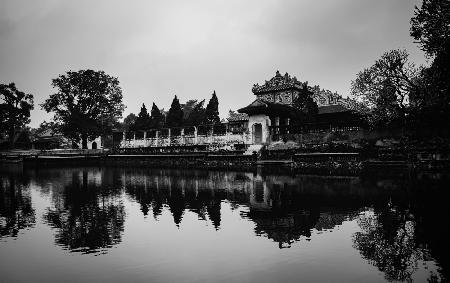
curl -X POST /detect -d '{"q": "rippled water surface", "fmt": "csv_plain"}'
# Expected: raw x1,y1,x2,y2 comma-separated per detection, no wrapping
0,165,448,282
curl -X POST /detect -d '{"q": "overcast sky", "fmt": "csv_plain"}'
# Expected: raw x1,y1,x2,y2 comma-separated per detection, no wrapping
1,0,427,127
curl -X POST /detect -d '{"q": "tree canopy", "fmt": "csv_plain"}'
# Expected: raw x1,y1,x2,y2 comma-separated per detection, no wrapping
133,103,151,130
0,82,34,147
166,95,183,128
410,0,450,58
186,99,205,126
41,70,125,149
150,102,164,128
122,113,137,131
204,91,220,124
292,83,318,123
182,99,198,120
351,50,420,129
410,0,450,132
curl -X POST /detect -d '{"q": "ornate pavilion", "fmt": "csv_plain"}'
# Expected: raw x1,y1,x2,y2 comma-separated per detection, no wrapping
238,71,362,144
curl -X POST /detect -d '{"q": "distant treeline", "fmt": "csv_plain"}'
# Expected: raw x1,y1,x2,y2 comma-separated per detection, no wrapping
121,91,221,132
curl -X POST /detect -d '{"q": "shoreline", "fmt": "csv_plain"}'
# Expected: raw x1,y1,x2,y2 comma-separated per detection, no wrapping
2,150,448,177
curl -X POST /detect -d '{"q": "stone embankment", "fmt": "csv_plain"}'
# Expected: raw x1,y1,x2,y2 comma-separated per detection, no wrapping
2,143,449,176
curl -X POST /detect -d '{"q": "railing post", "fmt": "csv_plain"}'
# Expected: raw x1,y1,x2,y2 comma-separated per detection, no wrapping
210,125,214,144
194,126,198,145
181,128,185,146
168,128,171,146
143,131,147,147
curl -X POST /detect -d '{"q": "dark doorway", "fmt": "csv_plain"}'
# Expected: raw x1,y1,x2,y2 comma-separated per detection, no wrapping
92,141,97,149
254,123,262,144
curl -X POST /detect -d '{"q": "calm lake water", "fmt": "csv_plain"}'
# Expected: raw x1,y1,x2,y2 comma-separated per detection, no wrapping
0,165,448,283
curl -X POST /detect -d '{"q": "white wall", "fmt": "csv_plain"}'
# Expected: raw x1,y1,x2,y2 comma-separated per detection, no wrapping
247,114,271,144
77,136,102,149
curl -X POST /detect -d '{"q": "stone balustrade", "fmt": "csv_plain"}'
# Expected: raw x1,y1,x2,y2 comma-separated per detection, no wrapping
115,125,251,149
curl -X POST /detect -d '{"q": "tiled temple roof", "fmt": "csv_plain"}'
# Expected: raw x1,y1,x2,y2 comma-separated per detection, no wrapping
238,99,299,116
252,71,304,94
227,111,249,122
239,99,352,116
317,104,350,114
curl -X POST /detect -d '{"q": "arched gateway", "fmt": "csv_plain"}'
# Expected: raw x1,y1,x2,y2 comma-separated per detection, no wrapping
253,123,262,144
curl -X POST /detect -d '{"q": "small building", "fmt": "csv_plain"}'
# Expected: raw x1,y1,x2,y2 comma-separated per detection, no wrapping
31,129,67,150
226,111,249,134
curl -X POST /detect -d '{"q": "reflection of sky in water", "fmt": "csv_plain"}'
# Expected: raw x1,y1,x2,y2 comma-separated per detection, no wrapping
0,167,446,282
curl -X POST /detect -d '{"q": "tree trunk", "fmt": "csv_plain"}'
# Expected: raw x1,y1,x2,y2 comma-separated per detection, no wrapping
8,127,15,149
82,134,88,149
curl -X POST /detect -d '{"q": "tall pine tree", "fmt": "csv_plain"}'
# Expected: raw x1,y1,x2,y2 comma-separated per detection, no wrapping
150,102,164,128
134,103,151,130
204,91,220,124
166,95,184,127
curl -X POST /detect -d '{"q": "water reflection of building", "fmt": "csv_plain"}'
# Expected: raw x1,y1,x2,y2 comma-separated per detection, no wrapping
243,175,367,248
120,168,370,248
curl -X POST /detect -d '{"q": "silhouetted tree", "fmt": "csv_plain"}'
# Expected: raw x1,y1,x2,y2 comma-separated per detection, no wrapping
410,0,449,58
182,99,198,120
410,0,450,134
122,113,137,131
41,70,125,149
150,102,164,129
292,83,318,123
166,95,183,127
0,82,34,148
134,103,151,130
351,49,420,129
204,91,220,124
185,99,205,126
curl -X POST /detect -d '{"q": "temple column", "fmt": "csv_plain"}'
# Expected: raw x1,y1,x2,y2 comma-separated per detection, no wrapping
155,131,159,147
123,131,126,147
275,117,280,136
133,131,136,147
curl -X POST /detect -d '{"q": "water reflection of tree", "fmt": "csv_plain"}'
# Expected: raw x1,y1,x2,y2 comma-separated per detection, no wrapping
44,170,125,254
123,169,226,229
0,176,35,239
353,206,421,282
353,175,450,282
